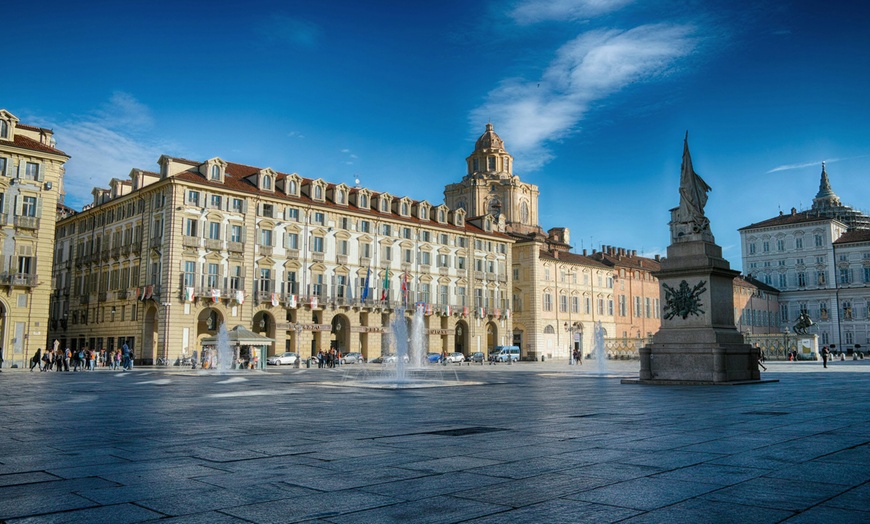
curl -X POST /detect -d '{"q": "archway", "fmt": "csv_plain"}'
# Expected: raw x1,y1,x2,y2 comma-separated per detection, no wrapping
455,320,469,356
486,321,498,352
252,310,276,356
331,314,350,354
512,326,524,355
142,305,158,362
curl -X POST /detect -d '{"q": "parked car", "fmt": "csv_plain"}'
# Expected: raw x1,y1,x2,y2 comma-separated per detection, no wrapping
267,352,299,365
489,346,520,362
427,352,442,363
341,352,365,364
384,354,410,363
445,352,466,363
369,355,385,364
467,351,485,363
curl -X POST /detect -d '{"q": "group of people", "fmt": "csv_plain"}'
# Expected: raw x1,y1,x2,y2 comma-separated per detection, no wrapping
29,342,134,372
316,348,341,368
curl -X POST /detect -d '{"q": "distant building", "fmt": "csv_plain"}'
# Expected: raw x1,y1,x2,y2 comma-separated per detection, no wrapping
0,109,70,367
739,164,870,349
732,274,780,335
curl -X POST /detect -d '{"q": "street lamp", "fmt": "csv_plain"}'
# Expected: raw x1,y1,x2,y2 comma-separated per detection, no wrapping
564,321,581,365
782,326,790,360
161,302,171,364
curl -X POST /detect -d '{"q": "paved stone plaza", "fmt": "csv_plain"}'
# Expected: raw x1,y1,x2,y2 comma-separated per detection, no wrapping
1,360,869,523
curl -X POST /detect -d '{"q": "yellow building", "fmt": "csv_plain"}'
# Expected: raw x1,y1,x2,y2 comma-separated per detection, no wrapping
49,149,513,364
0,109,69,367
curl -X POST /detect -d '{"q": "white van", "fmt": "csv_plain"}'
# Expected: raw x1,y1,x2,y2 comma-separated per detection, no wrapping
490,346,520,362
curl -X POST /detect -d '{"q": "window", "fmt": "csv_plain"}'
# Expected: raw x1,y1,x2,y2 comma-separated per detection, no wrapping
210,165,220,180
560,295,568,312
456,237,466,248
779,274,787,288
208,221,221,240
187,190,200,206
359,194,368,208
457,256,466,270
339,239,349,255
24,162,39,181
285,270,297,293
780,303,789,323
403,249,412,264
314,185,323,200
382,244,392,261
645,297,652,317
439,233,448,245
543,293,553,311
634,296,642,317
763,241,770,252
18,255,33,275
839,268,851,285
287,208,299,221
184,218,198,237
619,295,627,316
572,296,580,313
209,194,222,208
336,189,345,204
21,196,38,217
288,180,297,194
795,237,803,249
313,212,325,225
287,232,299,250
380,199,388,212
339,217,350,230
362,243,372,259
421,283,431,303
402,227,412,239
437,254,449,268
0,120,7,139
401,202,409,215
262,175,272,190
798,272,807,287
360,220,370,233
261,203,274,218
488,157,496,170
229,266,242,290
381,224,391,236
207,263,220,288
259,228,273,247
183,261,195,287
231,198,244,212
312,236,324,253
230,224,243,243
420,251,431,265
864,267,870,283
420,231,430,242
259,268,273,292
777,239,785,251
439,285,449,305
815,234,824,247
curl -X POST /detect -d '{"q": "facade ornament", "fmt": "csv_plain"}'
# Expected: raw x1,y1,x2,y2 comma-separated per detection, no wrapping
662,279,707,320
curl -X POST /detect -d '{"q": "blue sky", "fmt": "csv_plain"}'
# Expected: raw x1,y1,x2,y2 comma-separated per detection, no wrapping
5,0,870,271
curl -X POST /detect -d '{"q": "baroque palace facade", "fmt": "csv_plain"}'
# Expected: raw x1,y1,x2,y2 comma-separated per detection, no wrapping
0,110,69,368
740,164,870,350
48,127,515,364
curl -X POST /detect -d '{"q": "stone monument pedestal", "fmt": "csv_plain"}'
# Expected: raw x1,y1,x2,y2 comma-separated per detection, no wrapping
798,334,819,360
628,240,767,385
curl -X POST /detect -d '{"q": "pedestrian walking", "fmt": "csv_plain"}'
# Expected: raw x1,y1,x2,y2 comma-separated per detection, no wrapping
30,348,43,371
821,345,830,368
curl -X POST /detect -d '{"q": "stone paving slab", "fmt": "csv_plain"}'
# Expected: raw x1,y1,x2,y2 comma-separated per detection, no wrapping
0,359,868,522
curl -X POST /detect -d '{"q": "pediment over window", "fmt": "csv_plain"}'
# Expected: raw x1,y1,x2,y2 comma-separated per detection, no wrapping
279,173,301,197
200,157,227,183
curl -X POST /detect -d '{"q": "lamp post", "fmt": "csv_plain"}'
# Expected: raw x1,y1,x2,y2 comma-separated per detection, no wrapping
782,326,790,360
161,301,171,364
564,321,582,366
295,322,302,368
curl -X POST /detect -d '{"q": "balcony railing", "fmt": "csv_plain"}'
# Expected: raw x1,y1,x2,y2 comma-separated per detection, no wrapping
131,242,142,254
98,291,107,302
111,247,122,259
227,241,244,253
205,238,222,251
0,273,38,287
150,236,163,249
311,252,324,262
117,289,128,299
258,245,273,257
13,216,40,229
0,213,8,225
121,244,131,256
336,255,348,265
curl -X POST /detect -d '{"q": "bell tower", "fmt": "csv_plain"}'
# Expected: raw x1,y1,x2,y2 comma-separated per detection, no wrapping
444,124,541,235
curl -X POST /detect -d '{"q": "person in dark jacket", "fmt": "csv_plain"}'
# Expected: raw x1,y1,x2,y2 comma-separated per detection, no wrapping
30,348,43,371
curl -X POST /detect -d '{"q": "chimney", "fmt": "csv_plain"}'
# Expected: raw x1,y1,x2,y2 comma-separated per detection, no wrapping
654,254,661,262
791,207,797,215
582,249,587,256
632,250,637,257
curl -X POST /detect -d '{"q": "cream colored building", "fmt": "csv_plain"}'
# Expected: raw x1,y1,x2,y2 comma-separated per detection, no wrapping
49,147,513,363
0,109,69,367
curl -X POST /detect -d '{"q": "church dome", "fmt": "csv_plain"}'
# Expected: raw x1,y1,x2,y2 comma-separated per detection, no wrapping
475,123,505,152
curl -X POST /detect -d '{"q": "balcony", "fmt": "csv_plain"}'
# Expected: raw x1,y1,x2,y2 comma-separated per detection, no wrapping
336,255,348,266
0,273,38,287
182,236,200,248
439,267,450,276
258,245,273,257
118,289,128,299
205,238,222,251
111,247,121,259
286,248,300,259
474,271,485,280
311,252,325,262
131,242,142,254
498,274,507,282
98,291,107,302
227,241,244,253
121,244,131,256
0,213,7,225
101,249,110,261
13,216,40,229
150,236,163,249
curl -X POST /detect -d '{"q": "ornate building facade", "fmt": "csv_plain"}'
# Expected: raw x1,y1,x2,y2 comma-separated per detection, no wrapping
740,164,870,349
49,150,514,363
0,110,69,368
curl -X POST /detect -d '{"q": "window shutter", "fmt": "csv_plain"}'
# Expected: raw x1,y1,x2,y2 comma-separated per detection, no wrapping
35,197,43,218
36,163,45,182
241,226,247,242
13,195,20,216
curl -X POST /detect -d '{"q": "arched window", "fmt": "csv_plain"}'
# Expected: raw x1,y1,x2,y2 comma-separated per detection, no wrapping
210,165,220,180
401,202,408,215
289,180,297,194
438,210,445,222
314,185,323,199
336,189,345,204
0,120,8,139
488,157,496,170
505,158,510,172
543,325,555,334
263,175,272,190
359,194,368,208
521,201,529,223
380,199,388,212
421,208,427,220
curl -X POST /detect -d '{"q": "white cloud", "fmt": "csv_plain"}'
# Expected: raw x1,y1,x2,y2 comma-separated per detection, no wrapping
510,0,634,24
767,158,834,174
45,93,171,210
471,23,697,170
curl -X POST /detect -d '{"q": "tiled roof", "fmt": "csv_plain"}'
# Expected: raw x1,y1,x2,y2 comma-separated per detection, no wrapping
834,229,870,244
587,252,662,272
735,274,780,294
169,160,510,239
0,134,69,157
739,210,841,230
539,250,611,269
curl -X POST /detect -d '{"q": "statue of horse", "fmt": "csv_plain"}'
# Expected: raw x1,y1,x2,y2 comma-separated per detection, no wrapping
793,312,814,335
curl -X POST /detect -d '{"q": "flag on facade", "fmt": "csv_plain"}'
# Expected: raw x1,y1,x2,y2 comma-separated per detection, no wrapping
183,287,195,302
286,294,297,308
361,267,371,301
346,277,354,303
144,285,154,300
462,306,469,317
445,305,452,317
211,288,221,302
505,308,511,319
381,268,390,301
234,289,244,305
494,308,501,319
425,303,433,316
136,287,143,300
401,272,408,305
310,295,318,309
271,293,279,307
478,307,486,318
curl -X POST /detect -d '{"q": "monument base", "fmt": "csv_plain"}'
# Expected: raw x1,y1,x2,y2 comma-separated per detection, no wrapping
628,340,776,385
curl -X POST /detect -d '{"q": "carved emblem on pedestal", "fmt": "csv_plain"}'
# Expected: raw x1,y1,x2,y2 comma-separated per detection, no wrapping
663,280,707,320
